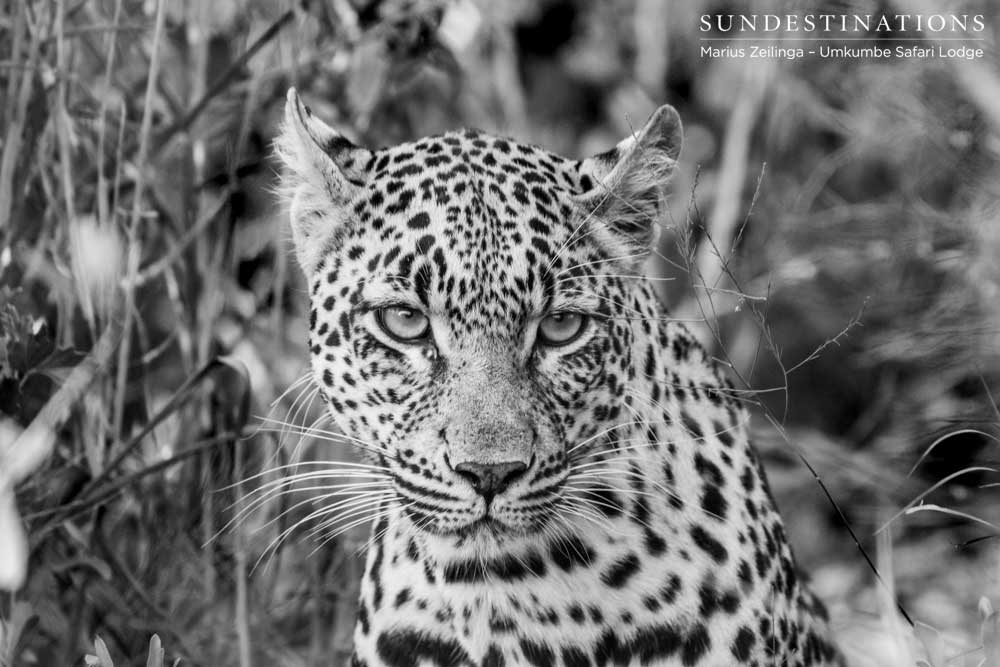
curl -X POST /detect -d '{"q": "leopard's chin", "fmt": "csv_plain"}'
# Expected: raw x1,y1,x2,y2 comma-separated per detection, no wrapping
447,516,551,550
454,516,510,538
411,511,550,545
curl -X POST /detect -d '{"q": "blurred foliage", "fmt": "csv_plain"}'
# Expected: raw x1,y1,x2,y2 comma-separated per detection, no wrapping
0,0,998,665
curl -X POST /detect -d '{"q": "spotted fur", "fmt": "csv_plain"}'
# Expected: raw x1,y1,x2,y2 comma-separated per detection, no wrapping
277,88,843,666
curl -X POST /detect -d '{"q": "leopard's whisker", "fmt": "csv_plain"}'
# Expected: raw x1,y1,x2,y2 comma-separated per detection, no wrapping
563,478,664,500
239,478,391,514
248,487,392,538
566,472,730,524
256,488,389,542
256,416,374,443
553,252,650,279
254,419,393,458
553,495,612,527
314,504,406,555
558,486,659,530
557,288,674,323
569,438,690,462
568,432,679,461
250,373,315,458
555,273,675,283
235,461,392,488
360,499,405,553
288,404,332,461
283,382,321,450
307,496,392,538
567,455,656,472
543,190,614,276
254,492,394,571
565,420,646,455
271,372,313,417
226,468,390,515
227,477,391,523
545,514,599,562
554,494,626,535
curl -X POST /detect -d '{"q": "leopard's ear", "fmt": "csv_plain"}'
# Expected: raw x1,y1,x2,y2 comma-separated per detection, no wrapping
576,105,682,260
276,88,373,275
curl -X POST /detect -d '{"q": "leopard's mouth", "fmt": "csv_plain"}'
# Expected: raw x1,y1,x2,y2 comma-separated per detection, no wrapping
421,511,544,543
454,516,509,537
447,515,552,548
392,460,565,538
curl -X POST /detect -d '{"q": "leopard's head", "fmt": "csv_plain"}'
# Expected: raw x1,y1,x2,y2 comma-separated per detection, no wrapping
277,89,681,549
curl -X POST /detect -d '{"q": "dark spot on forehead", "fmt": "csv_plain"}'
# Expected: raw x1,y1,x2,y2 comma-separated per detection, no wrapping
407,212,431,229
416,234,436,255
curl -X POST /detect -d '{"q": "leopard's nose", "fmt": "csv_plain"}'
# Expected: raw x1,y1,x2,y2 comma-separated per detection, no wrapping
453,460,528,501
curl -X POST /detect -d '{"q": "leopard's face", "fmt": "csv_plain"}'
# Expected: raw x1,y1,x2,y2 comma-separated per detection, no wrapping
279,89,680,547
306,142,636,542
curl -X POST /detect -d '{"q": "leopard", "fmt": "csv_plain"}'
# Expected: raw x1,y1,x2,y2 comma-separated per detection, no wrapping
276,87,844,666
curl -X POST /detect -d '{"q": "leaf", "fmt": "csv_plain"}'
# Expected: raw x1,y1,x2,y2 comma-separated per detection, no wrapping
146,635,164,667
0,303,39,382
29,347,88,383
982,597,1000,667
0,484,27,591
0,600,33,666
0,285,80,377
0,301,52,380
983,597,996,617
902,504,1000,532
85,636,114,667
0,292,82,424
875,467,999,534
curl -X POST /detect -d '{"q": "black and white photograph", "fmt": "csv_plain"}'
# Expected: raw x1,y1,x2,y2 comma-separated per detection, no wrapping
0,1,998,665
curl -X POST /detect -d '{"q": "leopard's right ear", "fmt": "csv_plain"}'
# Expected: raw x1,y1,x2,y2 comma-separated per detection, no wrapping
276,88,373,274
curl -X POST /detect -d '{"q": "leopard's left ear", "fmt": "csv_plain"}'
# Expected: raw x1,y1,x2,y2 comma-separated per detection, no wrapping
576,105,682,257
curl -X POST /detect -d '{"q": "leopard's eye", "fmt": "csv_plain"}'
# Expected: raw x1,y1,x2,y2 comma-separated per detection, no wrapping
537,312,587,346
377,307,430,343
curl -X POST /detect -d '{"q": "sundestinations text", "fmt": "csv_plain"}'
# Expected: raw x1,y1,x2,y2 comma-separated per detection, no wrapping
700,13,985,34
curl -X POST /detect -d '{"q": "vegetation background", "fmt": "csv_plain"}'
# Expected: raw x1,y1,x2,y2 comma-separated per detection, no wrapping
0,0,998,665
